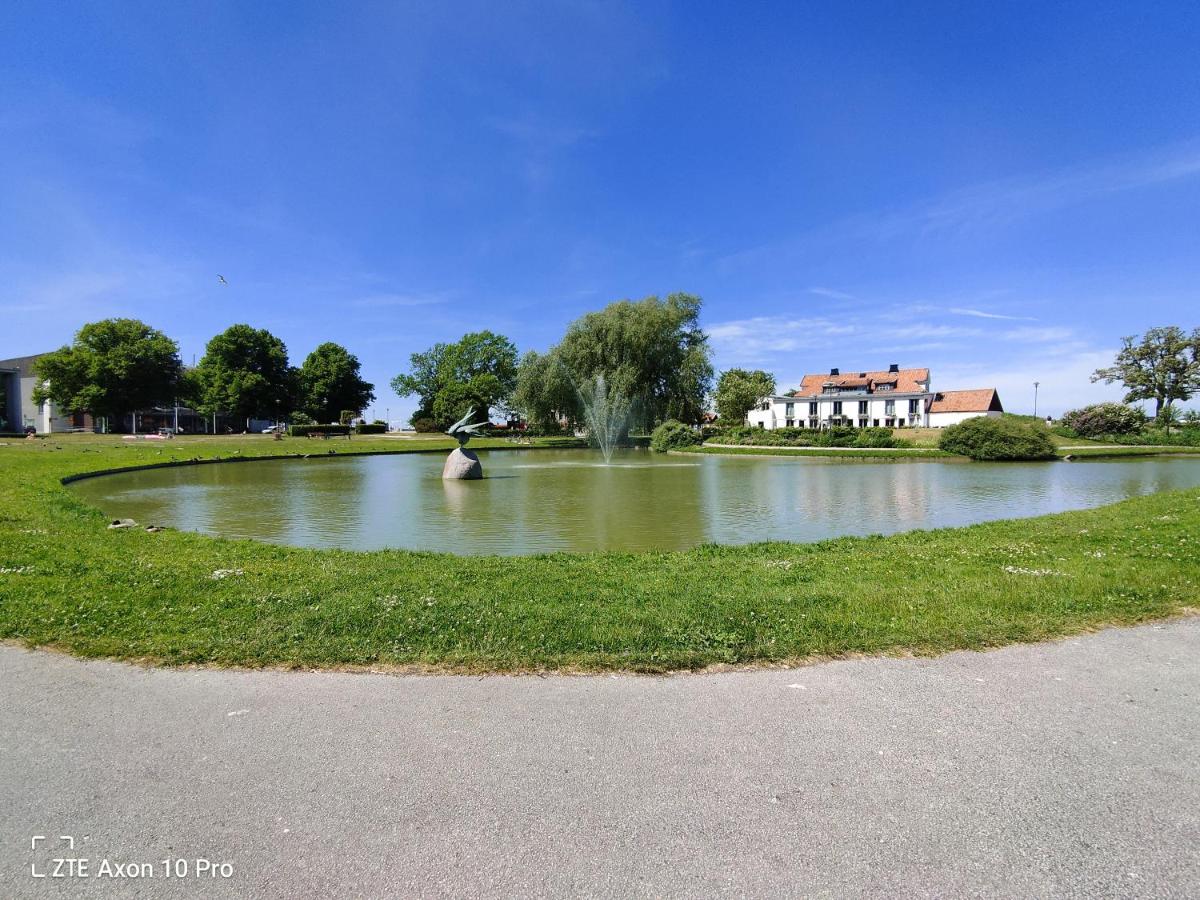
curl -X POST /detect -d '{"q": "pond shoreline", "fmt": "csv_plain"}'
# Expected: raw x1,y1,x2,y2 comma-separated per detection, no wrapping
2,435,1198,672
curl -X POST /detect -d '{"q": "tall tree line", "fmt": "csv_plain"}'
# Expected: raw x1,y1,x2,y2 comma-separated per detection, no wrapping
34,319,375,430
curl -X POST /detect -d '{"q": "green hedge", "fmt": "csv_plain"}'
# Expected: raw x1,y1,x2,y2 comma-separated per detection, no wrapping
709,425,908,449
1058,427,1200,447
354,423,387,434
287,424,351,437
938,416,1056,461
650,420,703,452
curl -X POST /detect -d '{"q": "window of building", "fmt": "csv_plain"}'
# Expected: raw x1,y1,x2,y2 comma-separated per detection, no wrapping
832,401,843,415
785,418,794,428
808,402,818,415
858,400,868,415
873,418,880,427
760,401,769,411
897,418,905,427
877,383,893,391
858,417,868,428
784,402,794,417
808,418,818,429
885,399,895,416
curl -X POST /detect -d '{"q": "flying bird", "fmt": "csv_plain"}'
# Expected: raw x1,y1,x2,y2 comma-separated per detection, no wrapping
217,275,228,285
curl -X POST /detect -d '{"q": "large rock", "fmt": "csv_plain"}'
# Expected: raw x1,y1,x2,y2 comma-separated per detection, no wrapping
442,447,483,480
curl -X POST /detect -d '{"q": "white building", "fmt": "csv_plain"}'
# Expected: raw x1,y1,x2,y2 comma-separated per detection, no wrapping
926,389,1004,427
0,353,83,434
746,365,1003,429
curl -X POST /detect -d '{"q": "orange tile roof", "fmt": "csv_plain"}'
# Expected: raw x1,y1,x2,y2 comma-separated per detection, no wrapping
928,389,1003,413
792,367,930,397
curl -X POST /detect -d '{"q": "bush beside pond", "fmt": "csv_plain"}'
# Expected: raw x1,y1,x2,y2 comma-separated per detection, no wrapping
1060,403,1147,437
650,420,703,452
938,417,1056,461
709,425,908,449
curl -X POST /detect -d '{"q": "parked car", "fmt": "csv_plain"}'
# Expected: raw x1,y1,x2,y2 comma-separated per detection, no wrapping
261,424,287,434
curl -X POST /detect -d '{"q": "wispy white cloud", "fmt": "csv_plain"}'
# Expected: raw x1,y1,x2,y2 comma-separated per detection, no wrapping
935,348,1124,416
999,326,1076,343
949,307,1037,321
708,316,859,364
721,138,1200,269
806,286,857,301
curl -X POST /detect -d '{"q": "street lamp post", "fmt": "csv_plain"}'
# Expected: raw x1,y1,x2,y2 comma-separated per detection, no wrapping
1033,382,1040,418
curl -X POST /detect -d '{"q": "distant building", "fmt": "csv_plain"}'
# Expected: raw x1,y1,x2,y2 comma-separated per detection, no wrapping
746,364,1002,429
926,389,1004,427
0,351,226,434
0,353,89,433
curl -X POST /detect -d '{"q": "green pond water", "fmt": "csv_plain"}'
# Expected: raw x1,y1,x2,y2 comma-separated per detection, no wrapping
69,449,1200,555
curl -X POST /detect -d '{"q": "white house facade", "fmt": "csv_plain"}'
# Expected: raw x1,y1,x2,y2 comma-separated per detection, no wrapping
746,365,1003,429
0,353,80,434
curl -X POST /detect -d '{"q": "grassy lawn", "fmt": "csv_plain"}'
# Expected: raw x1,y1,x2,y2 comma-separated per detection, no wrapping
1,434,1197,673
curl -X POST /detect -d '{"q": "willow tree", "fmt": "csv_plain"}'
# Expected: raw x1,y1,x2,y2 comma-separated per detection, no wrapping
552,293,713,429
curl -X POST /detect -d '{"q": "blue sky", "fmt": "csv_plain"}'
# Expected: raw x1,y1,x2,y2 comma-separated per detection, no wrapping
2,1,1198,421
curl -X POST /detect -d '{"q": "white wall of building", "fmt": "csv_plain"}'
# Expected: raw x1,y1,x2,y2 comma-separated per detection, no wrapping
748,394,929,429
926,409,1001,428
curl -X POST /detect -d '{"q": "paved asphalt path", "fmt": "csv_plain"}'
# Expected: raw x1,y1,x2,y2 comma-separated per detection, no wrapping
1,620,1197,899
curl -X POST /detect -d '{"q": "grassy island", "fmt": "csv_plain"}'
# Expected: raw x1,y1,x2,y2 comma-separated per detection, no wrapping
1,434,1197,672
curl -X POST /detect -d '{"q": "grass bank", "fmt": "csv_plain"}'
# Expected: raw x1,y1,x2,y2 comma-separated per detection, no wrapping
1,435,1197,672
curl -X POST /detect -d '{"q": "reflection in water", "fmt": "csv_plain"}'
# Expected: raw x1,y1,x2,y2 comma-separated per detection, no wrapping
68,450,1200,556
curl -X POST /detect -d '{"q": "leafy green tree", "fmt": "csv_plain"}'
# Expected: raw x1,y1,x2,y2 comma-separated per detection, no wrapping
1156,404,1182,432
296,342,375,424
714,368,776,425
391,331,518,428
191,324,292,425
510,350,581,429
32,318,182,427
1092,326,1200,417
554,293,713,428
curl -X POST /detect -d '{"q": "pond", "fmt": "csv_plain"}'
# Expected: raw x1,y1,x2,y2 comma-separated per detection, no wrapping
69,449,1200,555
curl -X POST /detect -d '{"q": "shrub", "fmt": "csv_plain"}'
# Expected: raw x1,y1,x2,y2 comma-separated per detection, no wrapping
521,422,568,437
411,417,440,433
288,412,316,426
938,417,1056,461
852,427,901,448
287,424,351,437
1072,427,1200,447
650,420,703,452
354,423,386,434
1061,403,1147,437
702,424,904,449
